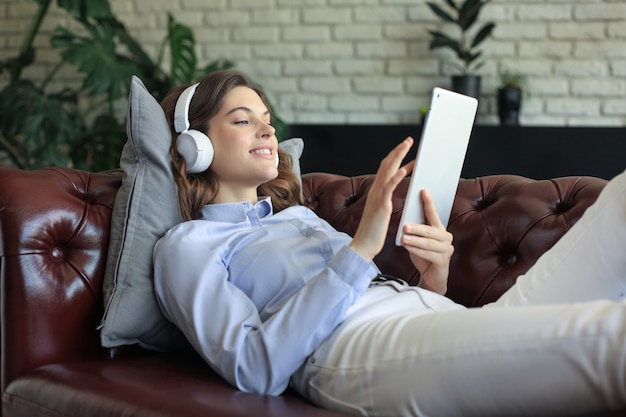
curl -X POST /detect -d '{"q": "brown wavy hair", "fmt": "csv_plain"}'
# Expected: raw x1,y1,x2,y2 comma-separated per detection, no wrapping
161,70,302,221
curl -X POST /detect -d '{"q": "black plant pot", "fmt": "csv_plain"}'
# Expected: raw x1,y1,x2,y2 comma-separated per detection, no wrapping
451,75,481,99
497,86,522,126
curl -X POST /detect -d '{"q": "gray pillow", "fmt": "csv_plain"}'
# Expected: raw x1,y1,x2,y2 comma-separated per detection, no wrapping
100,76,187,351
100,76,304,351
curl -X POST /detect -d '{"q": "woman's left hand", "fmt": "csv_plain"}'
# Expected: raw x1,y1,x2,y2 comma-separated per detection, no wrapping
399,189,454,295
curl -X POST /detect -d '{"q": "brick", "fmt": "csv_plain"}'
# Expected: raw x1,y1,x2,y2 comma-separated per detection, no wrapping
528,79,569,96
575,40,626,59
354,7,406,23
330,95,380,111
334,59,385,75
549,22,606,40
301,77,351,94
356,41,407,58
353,77,403,93
284,60,332,75
253,44,303,59
612,60,626,77
203,44,251,61
303,8,351,24
331,0,378,5
305,42,353,58
385,23,428,41
335,24,382,41
181,0,226,9
519,41,573,58
603,99,626,115
233,27,279,43
608,21,626,38
255,77,299,94
495,23,548,40
235,60,281,77
388,58,439,76
517,4,572,21
382,95,423,112
554,60,609,77
253,9,298,25
205,10,252,26
231,0,272,9
282,26,330,42
296,112,347,123
280,93,328,111
574,3,626,21
571,79,626,97
546,98,600,116
278,0,326,6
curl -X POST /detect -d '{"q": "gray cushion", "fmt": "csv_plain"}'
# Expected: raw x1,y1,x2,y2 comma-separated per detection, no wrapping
100,76,304,351
100,76,187,351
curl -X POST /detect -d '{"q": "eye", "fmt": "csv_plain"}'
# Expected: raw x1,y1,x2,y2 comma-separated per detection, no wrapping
235,120,249,125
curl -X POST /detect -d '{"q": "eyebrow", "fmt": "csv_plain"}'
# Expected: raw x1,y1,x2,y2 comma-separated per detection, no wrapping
225,106,270,117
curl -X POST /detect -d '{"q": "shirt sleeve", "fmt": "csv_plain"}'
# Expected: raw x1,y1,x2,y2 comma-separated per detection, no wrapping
153,224,375,396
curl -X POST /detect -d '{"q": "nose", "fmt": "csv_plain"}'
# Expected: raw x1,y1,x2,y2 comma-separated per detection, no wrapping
258,121,276,139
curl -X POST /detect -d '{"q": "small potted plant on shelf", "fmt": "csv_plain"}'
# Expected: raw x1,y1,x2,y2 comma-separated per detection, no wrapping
497,70,527,126
426,0,496,99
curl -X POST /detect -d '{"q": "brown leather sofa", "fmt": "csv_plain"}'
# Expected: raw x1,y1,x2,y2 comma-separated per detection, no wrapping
1,166,622,417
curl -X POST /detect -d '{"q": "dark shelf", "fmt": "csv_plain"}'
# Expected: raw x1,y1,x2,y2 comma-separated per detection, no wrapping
288,125,626,180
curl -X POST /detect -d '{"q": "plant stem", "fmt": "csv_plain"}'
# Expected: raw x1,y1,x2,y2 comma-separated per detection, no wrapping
13,0,52,82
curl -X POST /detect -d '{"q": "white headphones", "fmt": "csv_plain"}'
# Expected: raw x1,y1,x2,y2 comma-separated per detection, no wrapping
174,83,214,174
174,82,280,174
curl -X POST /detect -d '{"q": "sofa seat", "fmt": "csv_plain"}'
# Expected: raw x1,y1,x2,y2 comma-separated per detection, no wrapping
4,351,345,417
2,166,623,417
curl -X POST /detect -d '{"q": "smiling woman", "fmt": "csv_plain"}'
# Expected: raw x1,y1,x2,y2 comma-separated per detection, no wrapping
160,70,302,220
153,69,626,417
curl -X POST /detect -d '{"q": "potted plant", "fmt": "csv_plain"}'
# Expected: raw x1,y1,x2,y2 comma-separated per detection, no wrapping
0,0,286,171
497,70,527,126
426,0,496,99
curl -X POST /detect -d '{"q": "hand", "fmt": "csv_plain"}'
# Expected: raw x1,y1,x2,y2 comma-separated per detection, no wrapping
400,189,453,295
350,137,415,262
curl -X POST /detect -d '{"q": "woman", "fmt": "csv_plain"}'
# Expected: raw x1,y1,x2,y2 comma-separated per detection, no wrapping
154,70,626,417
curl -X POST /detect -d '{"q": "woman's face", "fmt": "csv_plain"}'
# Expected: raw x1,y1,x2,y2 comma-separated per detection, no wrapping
206,86,278,201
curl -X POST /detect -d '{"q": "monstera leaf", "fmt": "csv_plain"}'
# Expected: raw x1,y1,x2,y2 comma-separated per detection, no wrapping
167,13,197,86
0,80,84,169
52,18,140,101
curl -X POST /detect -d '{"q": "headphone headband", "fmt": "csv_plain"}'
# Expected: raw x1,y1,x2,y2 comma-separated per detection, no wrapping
174,83,200,133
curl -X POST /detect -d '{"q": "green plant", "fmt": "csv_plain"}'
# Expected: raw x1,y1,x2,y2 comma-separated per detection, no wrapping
0,0,286,171
426,0,496,75
499,70,527,89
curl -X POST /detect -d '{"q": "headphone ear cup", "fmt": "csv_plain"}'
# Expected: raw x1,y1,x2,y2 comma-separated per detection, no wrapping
176,130,214,174
275,153,280,168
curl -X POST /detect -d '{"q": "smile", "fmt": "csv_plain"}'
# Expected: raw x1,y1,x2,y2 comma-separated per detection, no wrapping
250,149,272,156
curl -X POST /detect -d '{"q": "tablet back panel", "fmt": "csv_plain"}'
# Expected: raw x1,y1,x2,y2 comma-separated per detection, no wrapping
395,87,478,246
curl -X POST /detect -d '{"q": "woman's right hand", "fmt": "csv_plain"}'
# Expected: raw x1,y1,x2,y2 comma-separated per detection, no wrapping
349,137,415,262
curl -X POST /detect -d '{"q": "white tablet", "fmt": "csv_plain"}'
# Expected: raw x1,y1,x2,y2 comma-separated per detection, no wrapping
395,87,478,246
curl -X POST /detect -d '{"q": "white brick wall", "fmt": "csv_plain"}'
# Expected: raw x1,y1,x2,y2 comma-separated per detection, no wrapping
1,0,625,126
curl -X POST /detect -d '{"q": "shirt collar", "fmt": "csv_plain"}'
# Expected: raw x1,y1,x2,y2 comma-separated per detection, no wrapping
199,197,273,223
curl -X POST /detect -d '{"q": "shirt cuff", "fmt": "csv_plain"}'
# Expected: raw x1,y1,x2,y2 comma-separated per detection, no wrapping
327,245,379,293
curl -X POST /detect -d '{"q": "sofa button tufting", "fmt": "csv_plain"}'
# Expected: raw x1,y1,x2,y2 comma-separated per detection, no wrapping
505,254,517,266
50,246,64,260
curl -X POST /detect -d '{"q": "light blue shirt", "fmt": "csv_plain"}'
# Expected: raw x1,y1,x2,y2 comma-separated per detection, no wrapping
153,197,380,395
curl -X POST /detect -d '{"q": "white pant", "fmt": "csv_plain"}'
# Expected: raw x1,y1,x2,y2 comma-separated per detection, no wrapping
292,169,626,417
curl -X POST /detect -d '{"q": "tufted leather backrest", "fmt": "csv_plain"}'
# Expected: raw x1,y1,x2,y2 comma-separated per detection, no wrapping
0,167,122,393
302,173,608,306
0,167,607,395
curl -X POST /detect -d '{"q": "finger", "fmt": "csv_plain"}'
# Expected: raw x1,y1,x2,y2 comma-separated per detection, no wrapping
403,223,453,245
378,137,414,176
420,189,445,228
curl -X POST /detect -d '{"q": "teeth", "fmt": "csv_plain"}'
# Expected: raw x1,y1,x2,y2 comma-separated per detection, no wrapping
251,149,271,155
